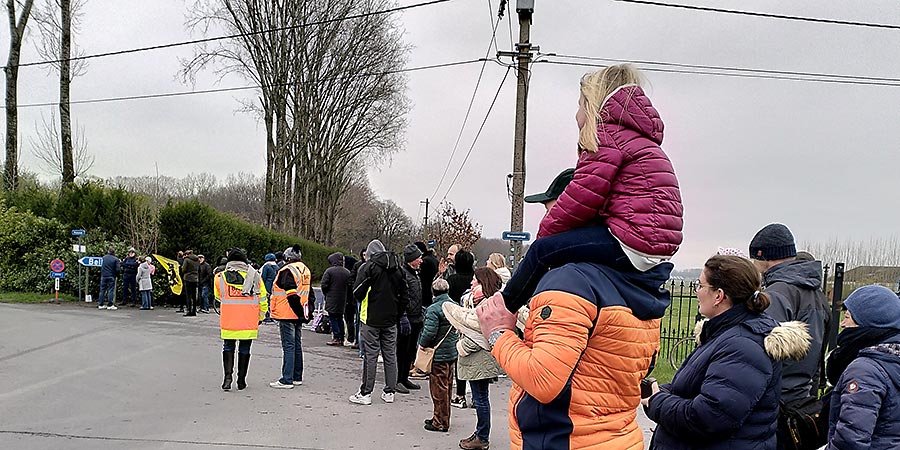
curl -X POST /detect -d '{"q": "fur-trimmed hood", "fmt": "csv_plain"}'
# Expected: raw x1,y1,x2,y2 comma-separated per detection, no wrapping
694,317,811,361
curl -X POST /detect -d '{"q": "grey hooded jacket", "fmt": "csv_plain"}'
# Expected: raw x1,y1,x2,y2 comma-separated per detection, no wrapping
763,259,831,404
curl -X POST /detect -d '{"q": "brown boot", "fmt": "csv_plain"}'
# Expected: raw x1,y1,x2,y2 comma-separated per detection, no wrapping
326,338,343,346
459,435,489,450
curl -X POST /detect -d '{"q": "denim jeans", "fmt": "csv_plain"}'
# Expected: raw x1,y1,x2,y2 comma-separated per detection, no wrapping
140,290,152,309
200,285,210,310
223,339,252,355
470,379,492,442
99,277,117,307
502,226,632,312
278,321,303,384
328,313,344,340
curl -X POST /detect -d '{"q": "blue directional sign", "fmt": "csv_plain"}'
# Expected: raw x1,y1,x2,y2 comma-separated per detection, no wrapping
427,239,437,247
50,272,66,279
501,231,531,242
71,229,86,236
79,256,103,267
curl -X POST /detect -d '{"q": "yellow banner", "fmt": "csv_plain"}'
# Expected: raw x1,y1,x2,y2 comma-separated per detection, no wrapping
152,254,183,295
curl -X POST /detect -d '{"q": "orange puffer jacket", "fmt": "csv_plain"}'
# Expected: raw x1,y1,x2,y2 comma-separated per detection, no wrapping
492,262,671,450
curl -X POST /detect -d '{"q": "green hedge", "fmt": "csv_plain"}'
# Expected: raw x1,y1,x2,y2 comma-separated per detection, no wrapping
159,200,338,280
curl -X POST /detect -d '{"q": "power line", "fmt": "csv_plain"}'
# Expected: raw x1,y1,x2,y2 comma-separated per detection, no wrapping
4,59,489,109
611,0,900,30
6,0,457,71
536,59,900,88
551,53,900,85
428,6,505,201
439,66,512,203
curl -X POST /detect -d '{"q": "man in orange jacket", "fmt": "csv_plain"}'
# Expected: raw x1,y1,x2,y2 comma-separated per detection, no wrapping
476,260,671,450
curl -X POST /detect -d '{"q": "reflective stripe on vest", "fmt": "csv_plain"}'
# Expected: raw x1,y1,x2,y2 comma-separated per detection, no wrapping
216,273,261,339
271,262,311,320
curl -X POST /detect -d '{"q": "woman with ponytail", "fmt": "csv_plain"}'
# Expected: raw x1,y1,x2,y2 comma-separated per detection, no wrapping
644,255,811,449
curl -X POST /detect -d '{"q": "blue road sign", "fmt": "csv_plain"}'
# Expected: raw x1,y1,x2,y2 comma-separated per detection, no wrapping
50,272,66,279
427,239,437,247
71,229,86,236
79,256,103,267
502,231,531,242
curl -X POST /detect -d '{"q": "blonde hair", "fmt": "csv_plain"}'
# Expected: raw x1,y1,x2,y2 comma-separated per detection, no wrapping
487,253,506,270
578,64,644,152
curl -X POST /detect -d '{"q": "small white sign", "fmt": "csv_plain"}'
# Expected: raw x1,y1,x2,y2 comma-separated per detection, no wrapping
85,294,93,303
54,278,60,291
72,244,86,253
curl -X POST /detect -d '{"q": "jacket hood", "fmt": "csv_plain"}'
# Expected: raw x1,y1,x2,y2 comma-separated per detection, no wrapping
327,252,344,267
764,260,822,290
453,251,475,274
369,250,401,272
862,340,900,390
184,254,200,262
494,267,511,284
365,239,385,260
693,317,811,361
600,85,664,145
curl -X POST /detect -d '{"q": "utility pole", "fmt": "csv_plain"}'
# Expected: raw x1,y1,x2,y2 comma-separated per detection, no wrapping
499,0,535,267
420,198,430,236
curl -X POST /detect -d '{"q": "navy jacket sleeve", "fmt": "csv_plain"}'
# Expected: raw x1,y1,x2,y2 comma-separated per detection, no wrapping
648,336,773,441
827,359,887,449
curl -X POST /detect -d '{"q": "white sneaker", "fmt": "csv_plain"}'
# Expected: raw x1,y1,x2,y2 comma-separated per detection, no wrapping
107,305,118,311
343,340,352,347
292,381,303,386
442,302,490,350
269,380,293,389
98,305,107,310
381,391,394,403
349,392,372,405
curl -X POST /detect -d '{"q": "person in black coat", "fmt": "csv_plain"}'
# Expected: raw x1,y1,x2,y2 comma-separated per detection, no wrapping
446,249,475,408
343,253,359,346
321,252,351,346
415,242,439,307
121,248,140,307
645,255,810,450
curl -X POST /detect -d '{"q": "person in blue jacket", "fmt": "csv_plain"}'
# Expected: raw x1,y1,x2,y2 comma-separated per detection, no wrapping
645,255,810,450
826,285,900,450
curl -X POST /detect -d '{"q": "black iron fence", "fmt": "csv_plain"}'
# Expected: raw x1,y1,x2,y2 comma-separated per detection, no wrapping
659,279,701,368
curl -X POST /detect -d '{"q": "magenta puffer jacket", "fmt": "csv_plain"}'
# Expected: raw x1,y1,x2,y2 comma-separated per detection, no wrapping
537,85,683,257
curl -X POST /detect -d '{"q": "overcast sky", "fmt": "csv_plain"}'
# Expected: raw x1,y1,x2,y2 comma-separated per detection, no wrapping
5,0,900,268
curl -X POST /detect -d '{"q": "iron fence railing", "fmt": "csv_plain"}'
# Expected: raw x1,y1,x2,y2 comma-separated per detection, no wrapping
660,279,701,367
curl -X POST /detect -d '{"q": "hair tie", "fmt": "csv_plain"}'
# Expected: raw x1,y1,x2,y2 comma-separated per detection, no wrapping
752,290,760,300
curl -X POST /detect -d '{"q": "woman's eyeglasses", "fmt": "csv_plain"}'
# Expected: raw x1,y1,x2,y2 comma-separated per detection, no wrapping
691,280,714,295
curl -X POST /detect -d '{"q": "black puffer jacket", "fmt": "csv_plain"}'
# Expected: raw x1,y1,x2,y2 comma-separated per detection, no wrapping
419,250,439,307
447,250,475,303
763,260,830,404
354,245,408,328
321,253,351,315
403,264,424,324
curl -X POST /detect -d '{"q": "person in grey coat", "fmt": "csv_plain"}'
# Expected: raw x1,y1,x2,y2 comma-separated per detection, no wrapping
137,256,154,310
321,252,351,346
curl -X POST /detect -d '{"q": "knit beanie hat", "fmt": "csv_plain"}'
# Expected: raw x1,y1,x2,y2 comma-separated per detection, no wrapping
404,243,423,263
844,285,900,330
749,223,797,261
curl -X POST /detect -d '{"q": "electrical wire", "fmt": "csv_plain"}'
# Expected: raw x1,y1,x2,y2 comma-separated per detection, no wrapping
536,59,900,88
6,0,457,71
611,0,900,30
551,53,900,85
4,58,490,109
439,66,512,203
427,5,505,201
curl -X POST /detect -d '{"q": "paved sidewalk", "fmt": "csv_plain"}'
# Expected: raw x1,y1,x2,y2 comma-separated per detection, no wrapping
0,302,655,449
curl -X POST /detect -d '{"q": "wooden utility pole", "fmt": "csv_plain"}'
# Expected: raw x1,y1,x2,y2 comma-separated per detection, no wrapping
420,198,430,236
503,0,534,266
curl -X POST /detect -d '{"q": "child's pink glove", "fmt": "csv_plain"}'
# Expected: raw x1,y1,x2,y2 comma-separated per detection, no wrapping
476,295,516,341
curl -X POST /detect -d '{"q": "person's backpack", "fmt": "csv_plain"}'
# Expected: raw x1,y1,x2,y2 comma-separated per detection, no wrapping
779,395,829,450
310,310,331,334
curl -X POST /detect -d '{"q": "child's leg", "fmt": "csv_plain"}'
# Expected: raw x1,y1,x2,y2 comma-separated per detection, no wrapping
502,226,628,313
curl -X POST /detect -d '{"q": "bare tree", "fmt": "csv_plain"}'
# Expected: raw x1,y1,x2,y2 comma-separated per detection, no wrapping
31,0,87,185
30,111,94,178
182,0,409,244
430,202,482,252
374,199,414,251
5,0,36,191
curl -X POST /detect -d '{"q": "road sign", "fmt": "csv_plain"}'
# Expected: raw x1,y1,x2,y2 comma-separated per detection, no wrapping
427,239,437,247
72,244,86,253
71,229,86,236
50,259,65,273
502,231,531,242
79,256,103,267
50,271,66,279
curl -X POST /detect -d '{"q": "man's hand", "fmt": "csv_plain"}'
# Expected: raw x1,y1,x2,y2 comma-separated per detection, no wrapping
438,259,448,275
475,295,516,341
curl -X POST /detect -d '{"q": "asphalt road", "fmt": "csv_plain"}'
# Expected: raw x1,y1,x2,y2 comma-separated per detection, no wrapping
0,301,655,449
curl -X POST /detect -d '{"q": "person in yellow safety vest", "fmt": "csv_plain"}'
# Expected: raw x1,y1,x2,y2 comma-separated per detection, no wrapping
215,248,268,391
268,247,312,389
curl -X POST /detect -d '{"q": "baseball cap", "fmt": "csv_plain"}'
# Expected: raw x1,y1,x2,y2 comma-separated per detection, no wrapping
524,168,575,203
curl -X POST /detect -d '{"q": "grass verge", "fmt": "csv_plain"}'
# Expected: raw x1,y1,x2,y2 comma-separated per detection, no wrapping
0,291,79,303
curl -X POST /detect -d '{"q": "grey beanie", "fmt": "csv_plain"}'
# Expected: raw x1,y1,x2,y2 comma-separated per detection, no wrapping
749,223,797,261
403,243,423,263
844,285,900,330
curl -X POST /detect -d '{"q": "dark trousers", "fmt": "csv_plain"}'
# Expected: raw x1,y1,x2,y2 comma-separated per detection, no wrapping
457,377,467,398
502,226,633,312
328,313,344,341
122,276,138,305
470,379,492,441
184,281,198,314
344,295,357,343
397,320,423,384
429,361,454,430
